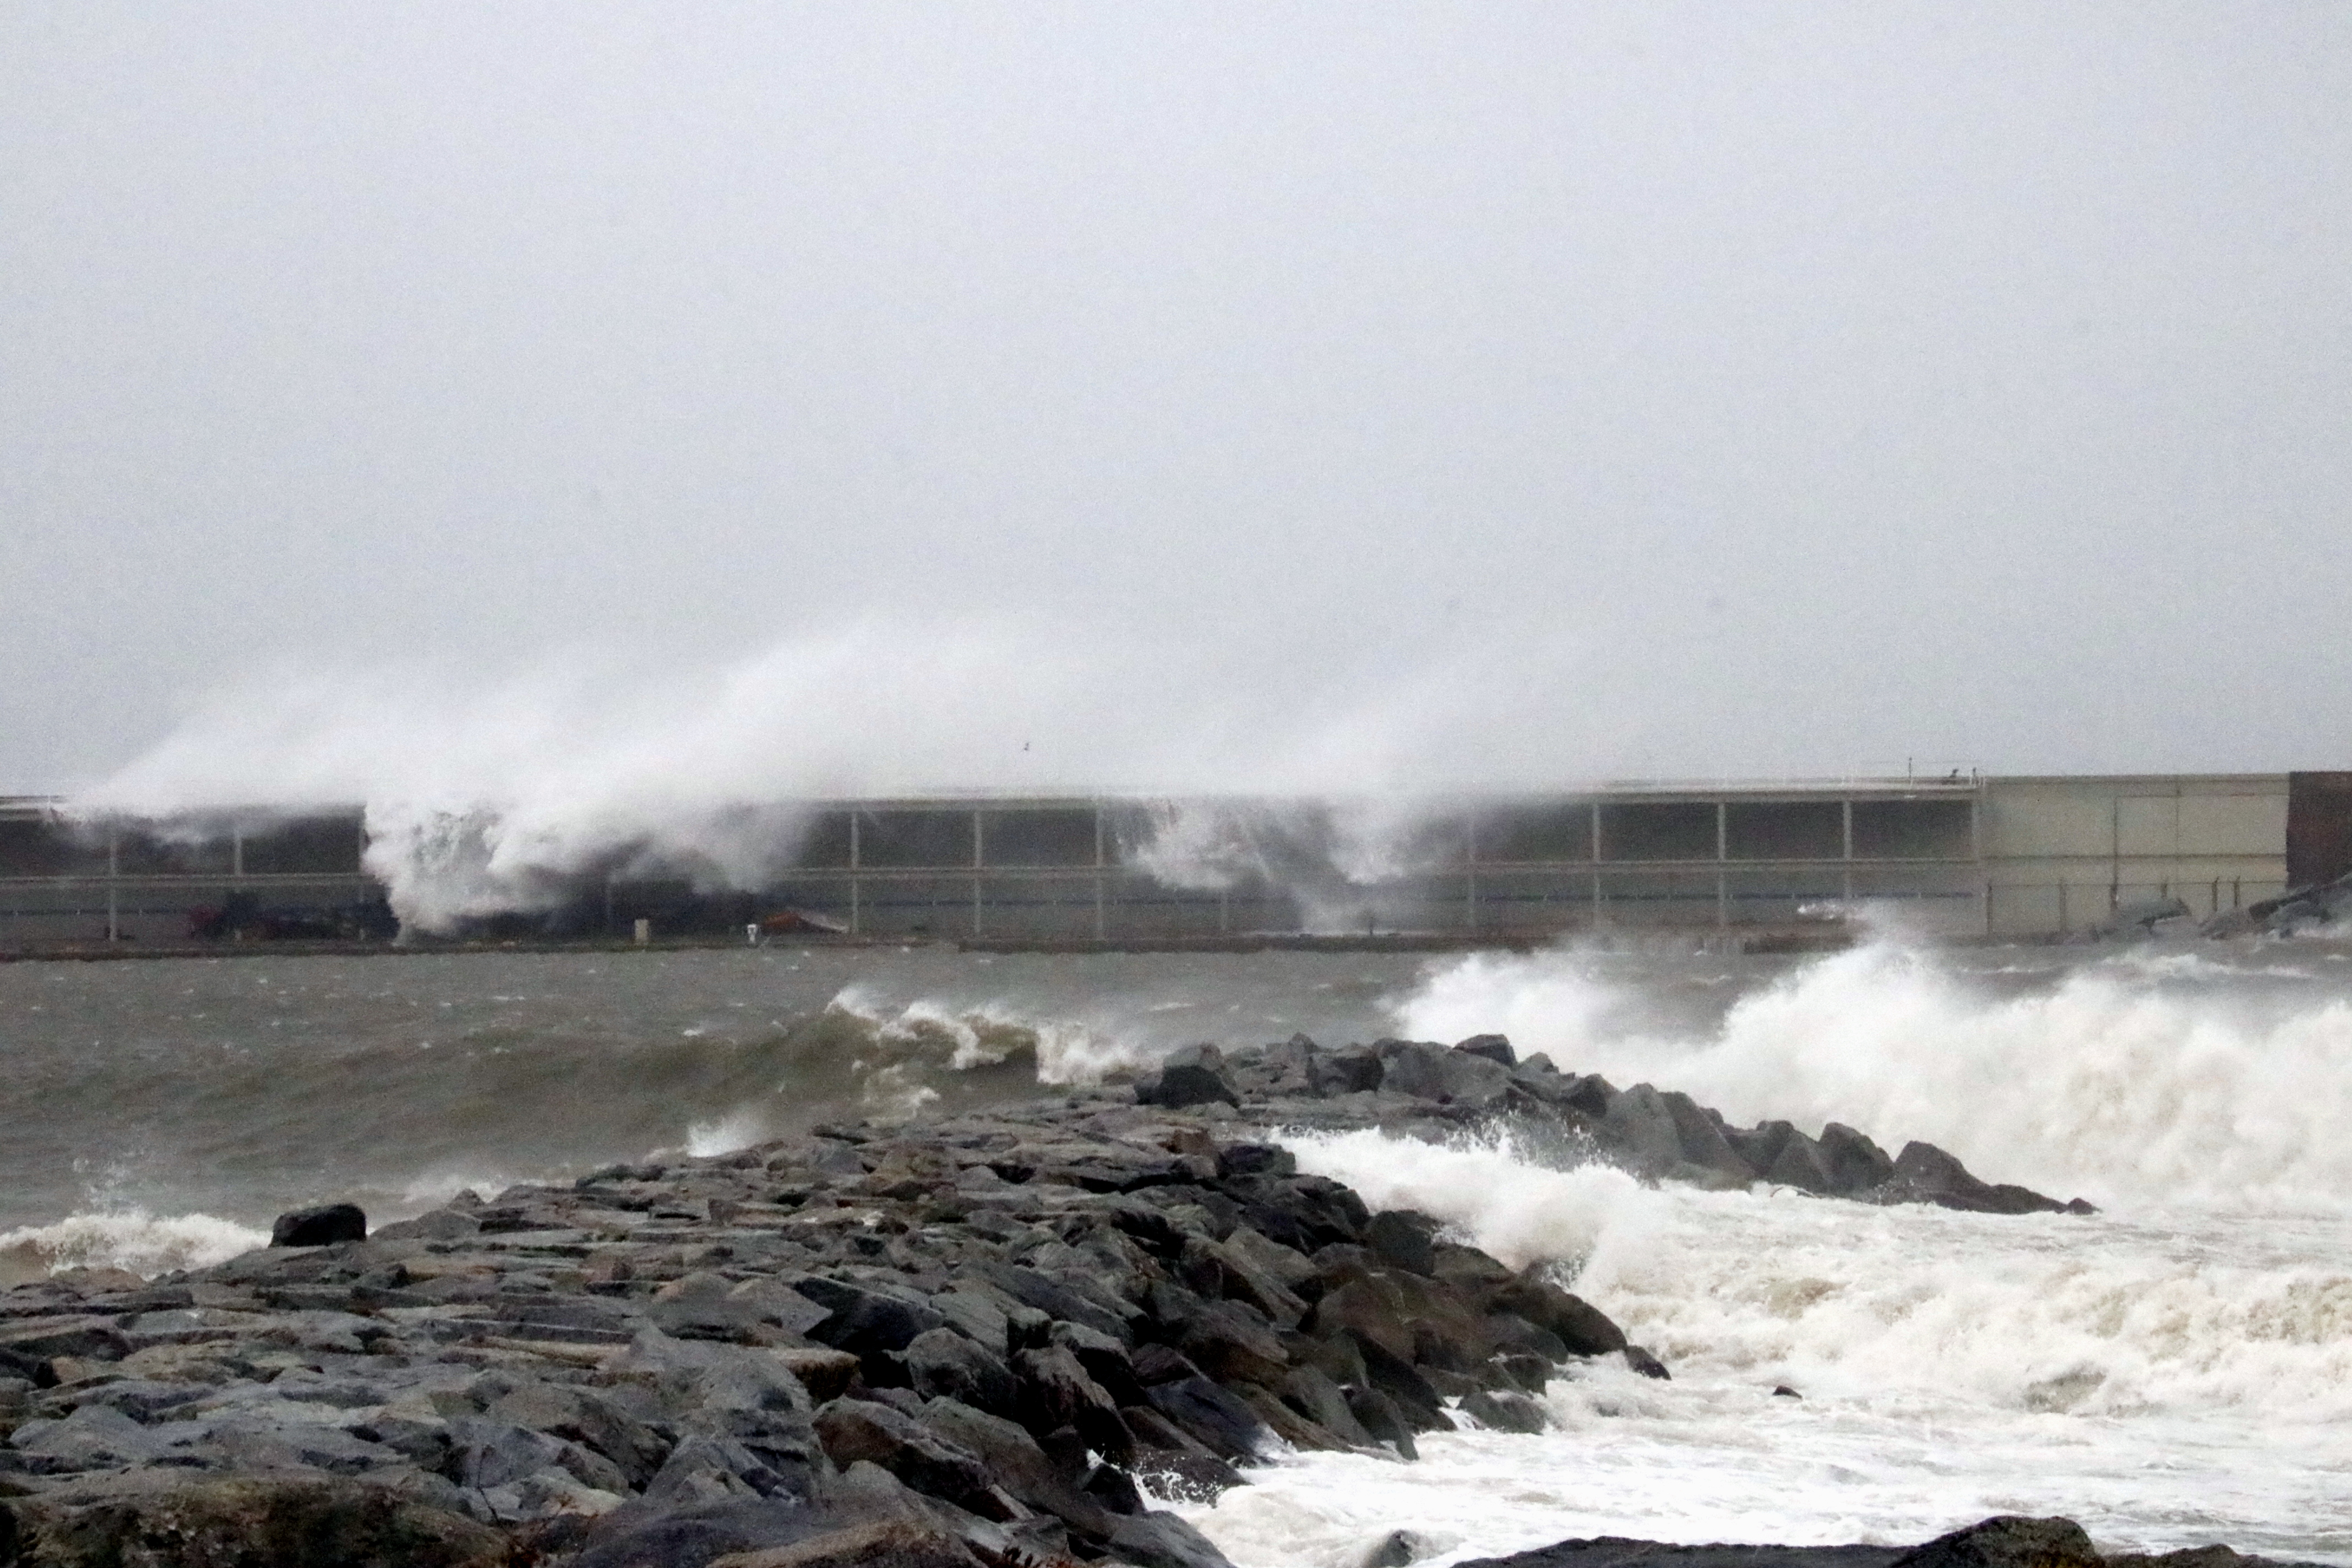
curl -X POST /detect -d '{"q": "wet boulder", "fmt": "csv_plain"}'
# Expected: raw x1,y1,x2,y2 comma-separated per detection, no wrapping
1009,1344,1134,1461
1342,1384,1418,1458
1216,1142,1296,1180
1453,1033,1517,1067
1136,1044,1242,1111
1376,1039,1515,1110
1105,1509,1242,1568
1602,1085,1685,1170
706,1517,988,1568
789,1277,950,1359
899,1328,1018,1419
270,1202,367,1248
1168,1296,1292,1390
1277,1365,1378,1447
1219,1173,1369,1254
1817,1123,1897,1194
1762,1128,1838,1195
1483,1271,1629,1358
1875,1142,2071,1216
810,1398,1011,1521
915,1396,1113,1536
1622,1344,1671,1380
1365,1210,1440,1277
1659,1092,1754,1184
1460,1388,1549,1434
1118,1404,1246,1499
1310,1044,1386,1096
0,1475,504,1568
1047,1320,1150,1407
1141,1376,1267,1464
1178,1233,1308,1327
1888,1515,2101,1568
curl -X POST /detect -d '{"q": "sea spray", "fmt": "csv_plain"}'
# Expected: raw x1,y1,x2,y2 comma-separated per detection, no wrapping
1284,1124,1662,1272
0,1210,265,1286
69,624,1551,933
1393,935,2352,1208
1190,1130,2352,1566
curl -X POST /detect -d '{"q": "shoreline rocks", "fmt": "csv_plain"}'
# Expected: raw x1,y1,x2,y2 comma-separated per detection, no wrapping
0,1036,2101,1566
1459,1513,2328,1568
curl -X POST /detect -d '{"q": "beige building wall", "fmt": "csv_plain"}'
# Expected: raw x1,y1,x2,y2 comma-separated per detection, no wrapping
1979,775,2287,935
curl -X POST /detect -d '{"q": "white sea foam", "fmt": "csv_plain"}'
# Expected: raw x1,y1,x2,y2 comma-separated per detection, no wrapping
0,1210,265,1284
685,1108,771,1157
1189,1130,2352,1567
1393,938,2352,1208
1282,1125,1662,1272
831,989,1154,1085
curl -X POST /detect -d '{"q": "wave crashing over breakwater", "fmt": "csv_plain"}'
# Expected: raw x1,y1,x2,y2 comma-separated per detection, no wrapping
1397,938,2352,1210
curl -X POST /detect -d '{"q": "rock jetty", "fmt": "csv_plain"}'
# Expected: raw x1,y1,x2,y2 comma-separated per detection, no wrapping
0,1034,2091,1567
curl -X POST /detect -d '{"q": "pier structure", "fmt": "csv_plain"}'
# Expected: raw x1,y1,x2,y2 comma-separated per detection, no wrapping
0,774,2315,949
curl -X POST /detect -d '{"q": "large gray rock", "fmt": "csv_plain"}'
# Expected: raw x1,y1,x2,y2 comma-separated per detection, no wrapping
788,1277,950,1357
1311,1044,1385,1096
1136,1044,1242,1110
1376,1040,1515,1110
1603,1085,1685,1169
1106,1509,1241,1568
1887,1515,2101,1568
1763,1130,1837,1194
1817,1123,1896,1194
899,1328,1018,1419
1659,1092,1754,1183
0,1474,504,1568
1453,1033,1517,1067
1460,1388,1549,1434
705,1517,988,1567
1009,1344,1134,1461
914,1396,1112,1536
270,1202,368,1248
1142,1377,1267,1463
809,1398,1009,1522
1877,1143,2072,1216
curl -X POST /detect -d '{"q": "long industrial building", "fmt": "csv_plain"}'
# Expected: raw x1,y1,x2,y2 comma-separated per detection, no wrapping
1,773,2340,949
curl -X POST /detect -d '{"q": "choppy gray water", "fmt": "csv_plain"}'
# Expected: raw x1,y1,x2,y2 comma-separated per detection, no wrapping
0,946,1449,1246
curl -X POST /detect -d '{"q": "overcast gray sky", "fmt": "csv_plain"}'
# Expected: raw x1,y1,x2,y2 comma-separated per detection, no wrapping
4,2,2349,800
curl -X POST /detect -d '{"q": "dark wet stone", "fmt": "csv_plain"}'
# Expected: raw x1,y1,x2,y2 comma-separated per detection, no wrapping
1136,1044,1242,1111
269,1203,368,1248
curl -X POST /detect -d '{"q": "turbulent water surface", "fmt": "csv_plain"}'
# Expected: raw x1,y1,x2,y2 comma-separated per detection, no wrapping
5,936,2351,1564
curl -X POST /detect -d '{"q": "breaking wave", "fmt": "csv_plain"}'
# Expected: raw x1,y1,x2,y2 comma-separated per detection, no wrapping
1205,1128,2352,1566
0,1211,266,1286
1392,938,2352,1209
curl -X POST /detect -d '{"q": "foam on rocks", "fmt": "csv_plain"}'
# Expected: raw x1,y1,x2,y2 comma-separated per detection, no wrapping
2,1032,2278,1568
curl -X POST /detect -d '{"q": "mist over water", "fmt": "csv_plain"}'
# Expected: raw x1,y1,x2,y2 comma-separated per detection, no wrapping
68,623,1592,930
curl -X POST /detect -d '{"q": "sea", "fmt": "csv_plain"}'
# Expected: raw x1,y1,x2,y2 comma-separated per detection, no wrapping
4,934,2350,1566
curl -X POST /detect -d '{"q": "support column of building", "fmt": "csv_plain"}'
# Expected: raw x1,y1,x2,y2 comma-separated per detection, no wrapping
972,808,984,939
848,813,862,936
1715,801,1728,929
1590,801,1605,927
1092,805,1107,941
1465,808,1480,933
1840,800,1854,902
